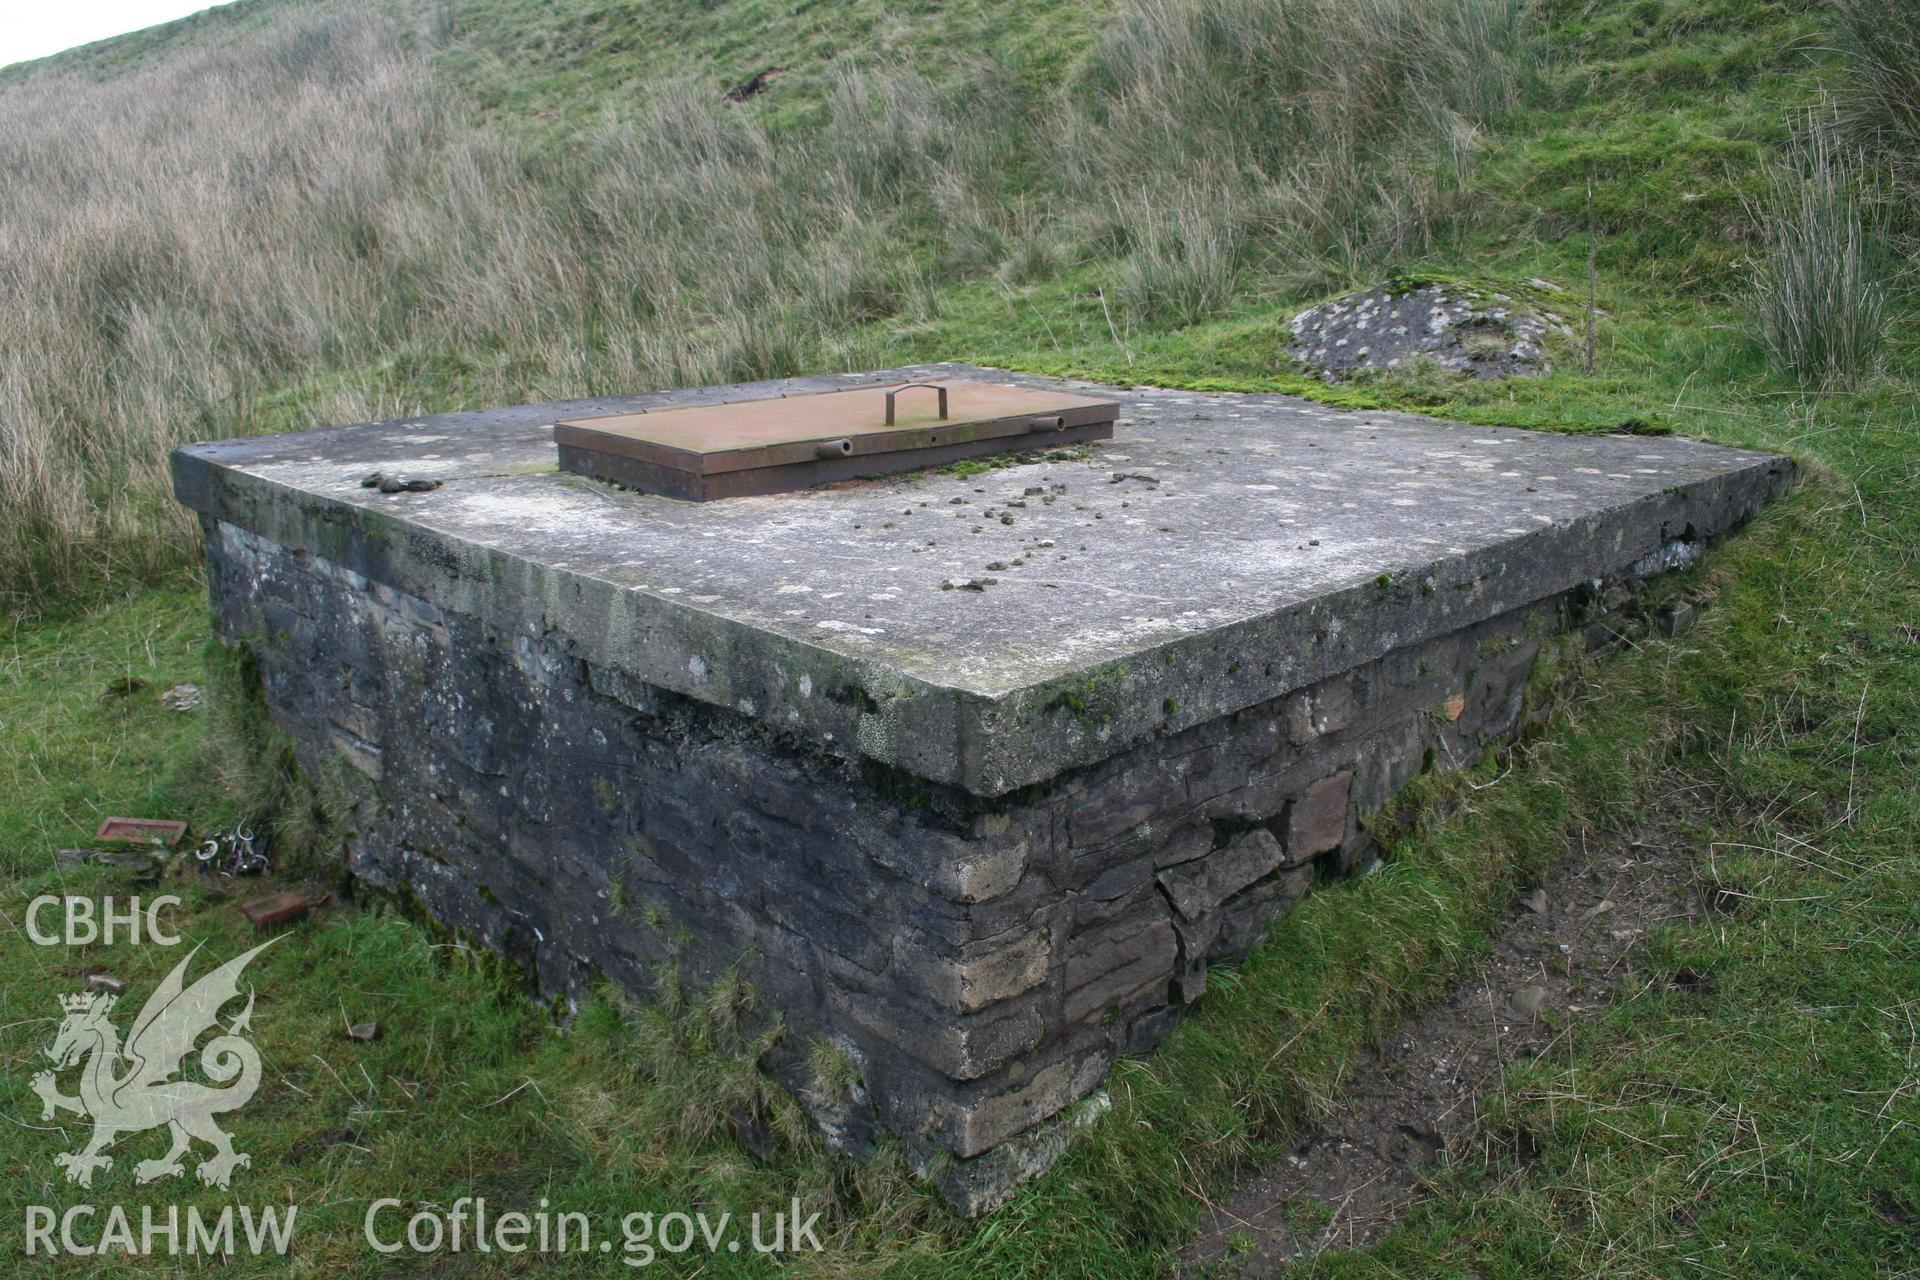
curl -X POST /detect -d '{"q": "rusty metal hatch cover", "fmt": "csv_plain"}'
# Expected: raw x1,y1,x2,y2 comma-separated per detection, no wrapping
554,378,1118,500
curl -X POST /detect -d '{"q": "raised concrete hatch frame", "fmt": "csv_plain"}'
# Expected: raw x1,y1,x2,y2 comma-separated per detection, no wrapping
172,364,1791,1212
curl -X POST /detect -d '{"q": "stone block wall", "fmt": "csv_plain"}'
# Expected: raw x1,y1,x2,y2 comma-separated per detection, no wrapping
203,514,1669,1213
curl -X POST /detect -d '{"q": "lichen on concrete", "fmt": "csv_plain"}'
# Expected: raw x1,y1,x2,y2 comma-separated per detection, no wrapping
174,364,1790,798
1289,280,1573,381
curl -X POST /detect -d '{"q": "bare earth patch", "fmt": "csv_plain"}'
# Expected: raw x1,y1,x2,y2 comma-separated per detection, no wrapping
1180,789,1719,1276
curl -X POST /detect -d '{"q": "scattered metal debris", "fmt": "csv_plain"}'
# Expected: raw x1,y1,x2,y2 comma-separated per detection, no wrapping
345,1022,381,1042
84,973,128,996
196,823,271,877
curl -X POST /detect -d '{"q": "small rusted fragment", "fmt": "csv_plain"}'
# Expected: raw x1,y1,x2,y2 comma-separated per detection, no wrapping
242,891,311,929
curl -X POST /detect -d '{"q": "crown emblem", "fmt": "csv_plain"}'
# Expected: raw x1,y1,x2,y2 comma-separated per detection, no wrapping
61,992,99,1013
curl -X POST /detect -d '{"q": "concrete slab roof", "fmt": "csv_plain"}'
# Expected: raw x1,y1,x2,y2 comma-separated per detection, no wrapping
174,364,1791,796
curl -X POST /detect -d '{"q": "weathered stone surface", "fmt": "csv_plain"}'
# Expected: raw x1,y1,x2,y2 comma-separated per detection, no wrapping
174,368,1791,1216
893,929,1053,1014
1288,771,1353,861
1065,918,1177,1026
823,957,1054,1082
1158,829,1286,921
1169,861,1315,1002
922,1121,1072,1218
173,364,1791,797
1290,281,1569,381
1153,821,1215,870
932,1051,1113,1157
1224,869,1314,955
1288,674,1356,743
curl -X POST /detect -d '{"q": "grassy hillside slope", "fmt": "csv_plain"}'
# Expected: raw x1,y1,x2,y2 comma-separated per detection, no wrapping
1,0,1915,1276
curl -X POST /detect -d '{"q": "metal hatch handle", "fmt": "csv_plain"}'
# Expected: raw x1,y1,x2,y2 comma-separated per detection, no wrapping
884,382,948,426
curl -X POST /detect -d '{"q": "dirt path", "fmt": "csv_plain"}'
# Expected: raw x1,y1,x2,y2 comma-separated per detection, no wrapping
1180,789,1718,1276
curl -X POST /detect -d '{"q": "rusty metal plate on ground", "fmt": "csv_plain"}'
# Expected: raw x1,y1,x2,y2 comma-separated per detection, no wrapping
94,817,188,846
555,378,1118,500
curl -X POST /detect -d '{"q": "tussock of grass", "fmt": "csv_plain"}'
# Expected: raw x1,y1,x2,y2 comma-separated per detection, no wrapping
1835,0,1920,183
1114,184,1244,324
1751,124,1893,389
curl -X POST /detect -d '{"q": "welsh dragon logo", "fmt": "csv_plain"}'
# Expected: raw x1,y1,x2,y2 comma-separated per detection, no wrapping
29,941,274,1189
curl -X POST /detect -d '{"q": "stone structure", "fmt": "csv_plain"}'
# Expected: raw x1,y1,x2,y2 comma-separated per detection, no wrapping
172,366,1790,1213
1289,281,1571,381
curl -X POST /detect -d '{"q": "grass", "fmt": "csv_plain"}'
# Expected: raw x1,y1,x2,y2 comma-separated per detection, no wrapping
437,0,1112,137
1,0,1918,1275
0,589,210,870
1751,123,1894,389
1835,0,1920,184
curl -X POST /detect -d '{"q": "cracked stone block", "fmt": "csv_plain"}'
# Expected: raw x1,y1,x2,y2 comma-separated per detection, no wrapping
1158,829,1286,921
